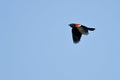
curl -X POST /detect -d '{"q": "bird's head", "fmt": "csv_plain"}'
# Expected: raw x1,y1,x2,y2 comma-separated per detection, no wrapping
69,23,81,28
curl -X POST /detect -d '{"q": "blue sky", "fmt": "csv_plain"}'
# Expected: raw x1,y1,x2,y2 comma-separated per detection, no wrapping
0,0,120,80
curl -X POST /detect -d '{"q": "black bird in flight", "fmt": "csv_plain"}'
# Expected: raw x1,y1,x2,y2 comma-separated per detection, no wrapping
69,23,95,43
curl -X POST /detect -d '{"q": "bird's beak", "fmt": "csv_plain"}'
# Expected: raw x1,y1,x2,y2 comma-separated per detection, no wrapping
69,24,71,26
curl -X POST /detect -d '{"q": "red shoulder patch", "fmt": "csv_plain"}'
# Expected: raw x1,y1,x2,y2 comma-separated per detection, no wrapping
75,24,81,27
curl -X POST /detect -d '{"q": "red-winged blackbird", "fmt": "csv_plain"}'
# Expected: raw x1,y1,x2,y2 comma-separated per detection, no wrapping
69,23,95,43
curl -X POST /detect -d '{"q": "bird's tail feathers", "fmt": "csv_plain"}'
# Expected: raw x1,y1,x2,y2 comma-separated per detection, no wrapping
87,28,95,31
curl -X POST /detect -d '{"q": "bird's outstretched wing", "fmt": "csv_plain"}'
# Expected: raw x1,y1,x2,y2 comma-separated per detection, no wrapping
72,28,82,43
77,25,89,35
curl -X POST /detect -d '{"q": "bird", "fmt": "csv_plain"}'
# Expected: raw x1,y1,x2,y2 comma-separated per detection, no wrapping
69,23,95,43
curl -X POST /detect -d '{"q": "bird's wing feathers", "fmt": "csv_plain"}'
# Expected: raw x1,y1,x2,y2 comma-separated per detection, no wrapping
77,26,89,35
72,28,82,43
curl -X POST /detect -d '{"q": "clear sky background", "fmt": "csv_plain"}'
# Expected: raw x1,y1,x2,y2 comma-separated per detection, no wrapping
0,0,120,80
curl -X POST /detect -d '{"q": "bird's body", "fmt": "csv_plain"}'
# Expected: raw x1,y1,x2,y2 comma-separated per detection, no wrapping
69,23,95,43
